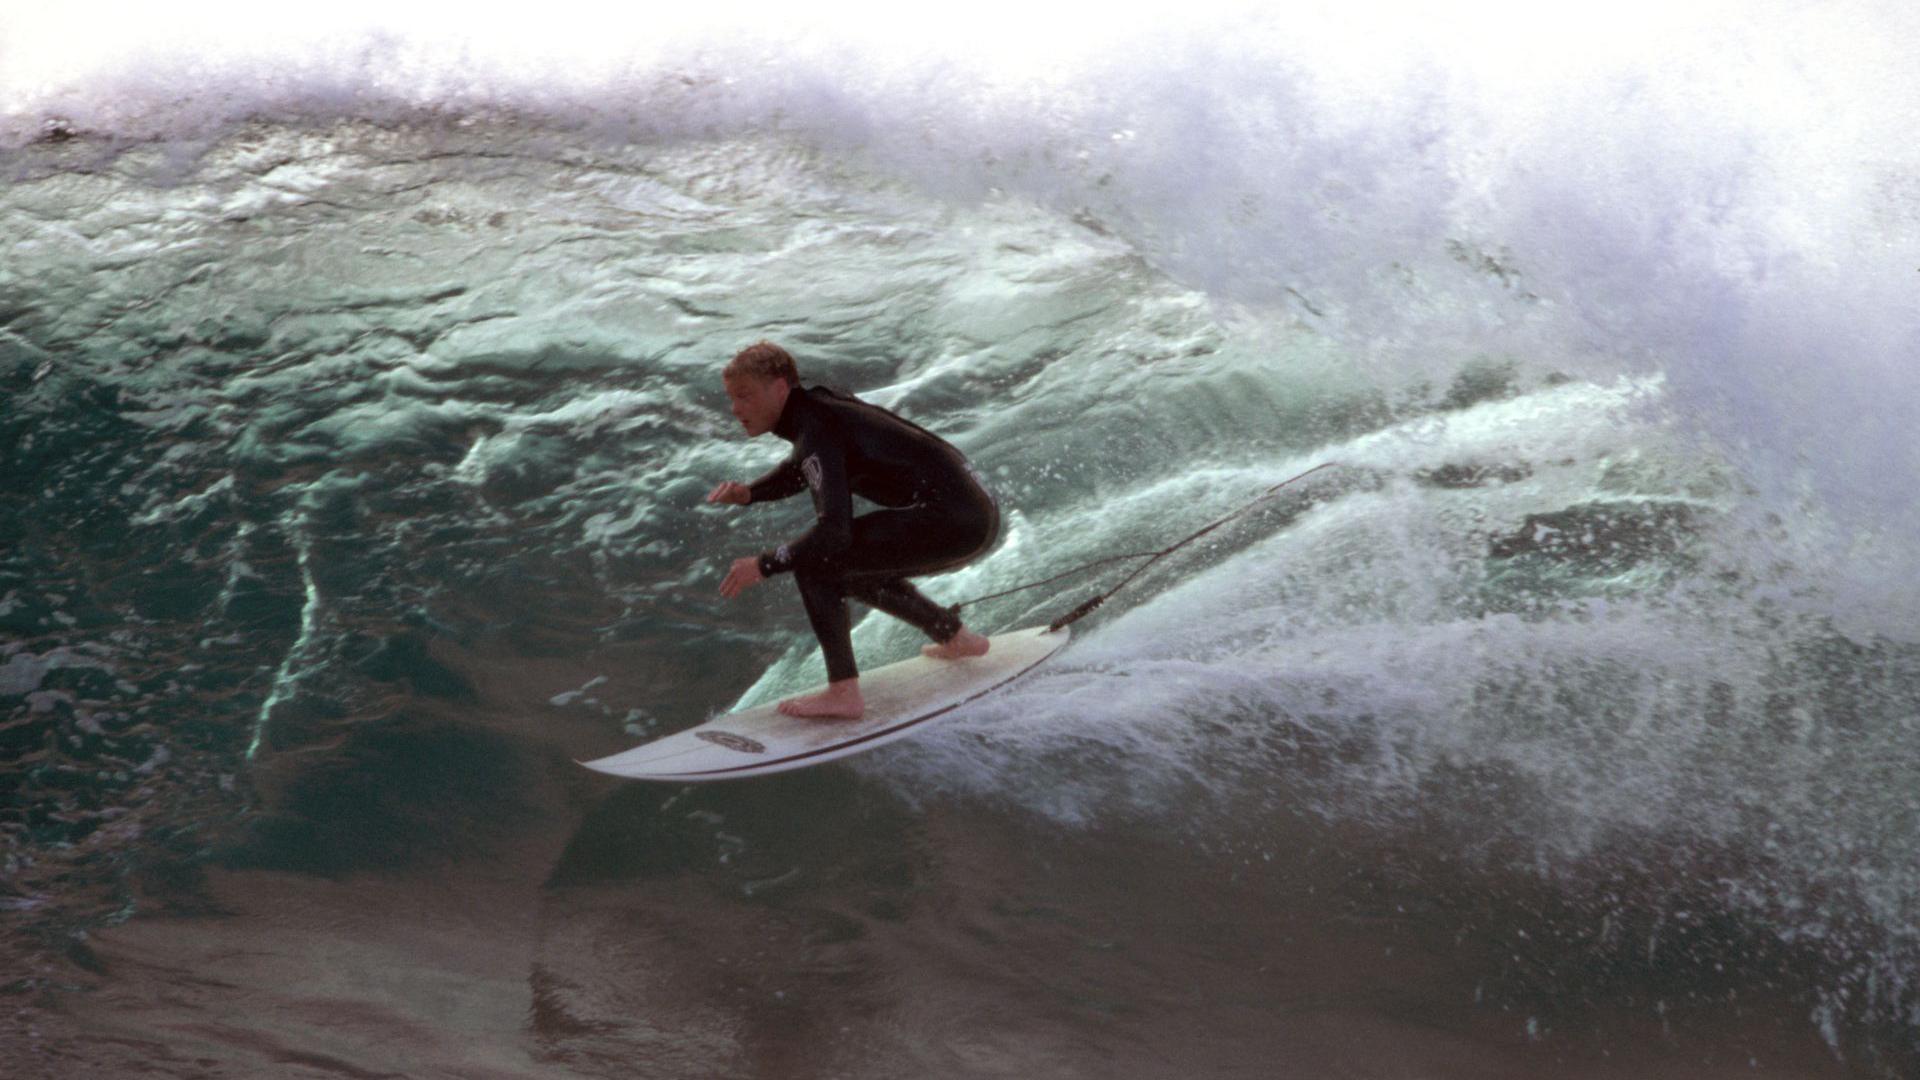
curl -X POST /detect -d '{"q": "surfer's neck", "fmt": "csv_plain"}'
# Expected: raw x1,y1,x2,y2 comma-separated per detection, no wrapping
770,384,808,441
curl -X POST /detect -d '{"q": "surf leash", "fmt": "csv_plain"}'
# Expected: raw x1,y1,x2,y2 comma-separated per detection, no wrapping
948,461,1343,632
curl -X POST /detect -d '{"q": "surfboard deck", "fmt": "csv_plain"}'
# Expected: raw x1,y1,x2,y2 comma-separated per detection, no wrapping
578,624,1069,782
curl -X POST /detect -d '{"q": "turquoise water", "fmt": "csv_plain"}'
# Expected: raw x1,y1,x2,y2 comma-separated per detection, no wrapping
4,6,1919,1075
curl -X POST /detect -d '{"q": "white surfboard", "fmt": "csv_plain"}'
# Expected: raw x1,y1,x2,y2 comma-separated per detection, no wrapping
579,624,1069,782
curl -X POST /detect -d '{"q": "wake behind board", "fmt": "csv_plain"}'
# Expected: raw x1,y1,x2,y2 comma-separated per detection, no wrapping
579,624,1069,782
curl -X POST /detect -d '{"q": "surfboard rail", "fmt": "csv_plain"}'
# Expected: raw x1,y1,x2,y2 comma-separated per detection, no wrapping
577,624,1068,782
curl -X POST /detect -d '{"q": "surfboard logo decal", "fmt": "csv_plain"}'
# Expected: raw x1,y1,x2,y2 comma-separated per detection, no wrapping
696,730,767,754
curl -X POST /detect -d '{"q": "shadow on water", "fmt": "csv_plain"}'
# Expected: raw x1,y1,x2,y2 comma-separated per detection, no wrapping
547,767,928,905
521,768,941,1079
219,709,538,877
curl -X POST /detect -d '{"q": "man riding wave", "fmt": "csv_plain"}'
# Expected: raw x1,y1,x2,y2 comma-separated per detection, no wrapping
708,341,996,719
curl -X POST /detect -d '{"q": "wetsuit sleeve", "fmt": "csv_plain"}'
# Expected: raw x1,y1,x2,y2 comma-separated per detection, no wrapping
745,453,806,503
757,439,853,577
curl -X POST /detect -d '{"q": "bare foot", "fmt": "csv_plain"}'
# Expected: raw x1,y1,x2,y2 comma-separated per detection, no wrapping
922,627,991,661
777,679,865,719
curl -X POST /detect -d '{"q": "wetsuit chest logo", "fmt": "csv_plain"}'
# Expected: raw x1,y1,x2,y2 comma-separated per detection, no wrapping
801,455,824,495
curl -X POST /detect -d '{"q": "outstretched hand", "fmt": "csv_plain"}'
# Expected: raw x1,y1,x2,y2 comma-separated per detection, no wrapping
707,481,750,506
720,556,764,599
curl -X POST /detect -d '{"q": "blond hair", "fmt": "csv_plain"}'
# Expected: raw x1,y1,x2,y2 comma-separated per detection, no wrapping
724,341,800,386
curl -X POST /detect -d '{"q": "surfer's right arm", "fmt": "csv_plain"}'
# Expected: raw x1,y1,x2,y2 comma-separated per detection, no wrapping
705,454,806,506
742,453,808,503
706,481,750,505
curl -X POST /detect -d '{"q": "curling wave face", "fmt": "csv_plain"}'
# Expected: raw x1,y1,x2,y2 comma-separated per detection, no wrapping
3,2,1919,1062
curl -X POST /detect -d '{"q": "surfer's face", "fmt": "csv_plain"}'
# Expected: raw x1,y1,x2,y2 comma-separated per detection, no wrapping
724,373,789,437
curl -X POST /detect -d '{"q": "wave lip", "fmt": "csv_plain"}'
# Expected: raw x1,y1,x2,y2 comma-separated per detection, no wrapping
5,7,1919,1066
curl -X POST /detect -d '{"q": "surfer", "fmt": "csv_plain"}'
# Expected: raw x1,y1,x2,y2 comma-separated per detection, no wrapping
707,342,999,719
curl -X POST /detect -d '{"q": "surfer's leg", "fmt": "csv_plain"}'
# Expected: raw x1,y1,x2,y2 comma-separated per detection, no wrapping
792,569,858,682
843,575,990,659
776,676,864,719
834,501,998,659
779,511,987,715
786,568,866,718
840,577,986,658
846,577,962,640
920,626,991,660
838,486,998,572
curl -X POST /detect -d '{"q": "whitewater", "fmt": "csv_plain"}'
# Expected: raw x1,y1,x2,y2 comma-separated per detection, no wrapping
4,3,1919,1076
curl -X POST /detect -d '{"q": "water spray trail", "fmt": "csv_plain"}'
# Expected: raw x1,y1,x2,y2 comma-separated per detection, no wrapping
248,521,318,760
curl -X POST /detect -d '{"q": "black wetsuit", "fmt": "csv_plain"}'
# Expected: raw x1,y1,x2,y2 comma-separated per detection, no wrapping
746,385,1000,683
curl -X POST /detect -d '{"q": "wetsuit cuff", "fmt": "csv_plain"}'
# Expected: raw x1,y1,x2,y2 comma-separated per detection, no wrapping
757,550,789,577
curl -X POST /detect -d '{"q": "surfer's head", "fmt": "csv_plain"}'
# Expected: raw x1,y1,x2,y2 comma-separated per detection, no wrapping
723,341,798,436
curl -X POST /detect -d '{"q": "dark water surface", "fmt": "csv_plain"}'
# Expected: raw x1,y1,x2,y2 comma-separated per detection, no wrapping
5,11,1920,1074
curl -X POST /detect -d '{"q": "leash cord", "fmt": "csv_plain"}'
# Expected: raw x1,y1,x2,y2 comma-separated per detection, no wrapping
948,461,1341,632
